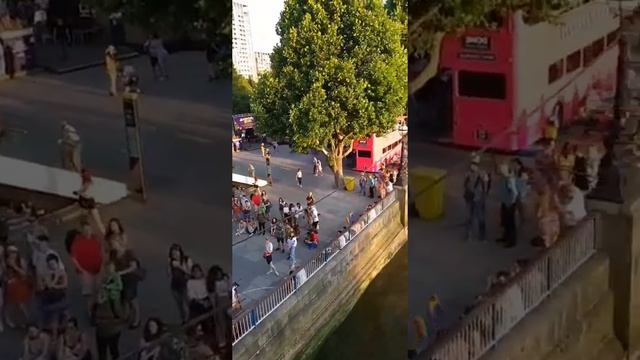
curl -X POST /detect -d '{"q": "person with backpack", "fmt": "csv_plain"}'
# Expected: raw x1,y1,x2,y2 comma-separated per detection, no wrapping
463,154,490,241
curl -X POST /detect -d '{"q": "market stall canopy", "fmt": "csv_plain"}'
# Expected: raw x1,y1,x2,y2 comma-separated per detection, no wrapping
232,173,268,188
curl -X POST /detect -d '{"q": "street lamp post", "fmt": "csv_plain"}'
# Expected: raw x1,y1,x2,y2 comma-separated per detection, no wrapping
396,123,409,188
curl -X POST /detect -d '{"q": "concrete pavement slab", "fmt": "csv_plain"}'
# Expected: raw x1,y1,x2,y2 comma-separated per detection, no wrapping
232,146,374,303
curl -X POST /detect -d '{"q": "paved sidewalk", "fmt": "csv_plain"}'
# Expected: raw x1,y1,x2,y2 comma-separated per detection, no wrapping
408,141,538,349
232,146,373,303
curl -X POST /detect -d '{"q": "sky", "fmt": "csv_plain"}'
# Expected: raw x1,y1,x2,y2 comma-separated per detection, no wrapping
247,0,285,53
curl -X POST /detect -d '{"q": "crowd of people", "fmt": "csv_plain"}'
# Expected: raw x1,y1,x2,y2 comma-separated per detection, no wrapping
462,137,595,249
411,137,603,354
0,198,231,360
233,186,321,276
0,120,230,359
232,145,401,308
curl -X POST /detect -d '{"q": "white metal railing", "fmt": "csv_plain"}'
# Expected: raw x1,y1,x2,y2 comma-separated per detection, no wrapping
419,215,598,360
231,190,398,345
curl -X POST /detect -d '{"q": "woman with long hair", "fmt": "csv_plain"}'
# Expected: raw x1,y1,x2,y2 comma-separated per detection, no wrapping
105,218,128,251
168,244,191,324
186,264,212,322
139,317,166,360
207,265,231,350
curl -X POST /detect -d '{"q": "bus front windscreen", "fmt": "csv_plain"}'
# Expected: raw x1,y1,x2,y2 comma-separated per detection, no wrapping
458,71,506,100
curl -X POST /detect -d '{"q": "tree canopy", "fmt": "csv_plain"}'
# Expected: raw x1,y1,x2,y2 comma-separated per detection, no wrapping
252,0,407,187
409,0,571,94
233,68,254,114
89,0,230,42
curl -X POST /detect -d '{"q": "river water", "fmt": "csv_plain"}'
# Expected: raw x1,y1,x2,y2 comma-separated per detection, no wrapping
311,244,408,360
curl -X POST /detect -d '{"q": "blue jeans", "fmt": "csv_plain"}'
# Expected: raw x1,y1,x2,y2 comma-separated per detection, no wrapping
465,200,486,240
288,246,296,264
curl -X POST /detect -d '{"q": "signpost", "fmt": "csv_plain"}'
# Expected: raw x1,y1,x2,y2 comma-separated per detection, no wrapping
122,92,147,200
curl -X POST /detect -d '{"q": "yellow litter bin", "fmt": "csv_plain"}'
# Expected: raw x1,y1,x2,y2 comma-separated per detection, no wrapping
410,166,446,220
344,176,356,192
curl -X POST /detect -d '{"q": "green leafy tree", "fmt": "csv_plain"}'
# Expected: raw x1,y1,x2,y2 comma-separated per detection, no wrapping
233,68,254,114
409,0,570,94
252,0,407,188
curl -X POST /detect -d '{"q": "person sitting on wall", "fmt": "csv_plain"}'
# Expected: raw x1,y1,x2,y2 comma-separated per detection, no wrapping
304,229,319,249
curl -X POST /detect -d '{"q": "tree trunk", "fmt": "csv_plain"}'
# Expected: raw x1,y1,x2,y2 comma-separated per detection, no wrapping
332,154,344,189
409,32,444,95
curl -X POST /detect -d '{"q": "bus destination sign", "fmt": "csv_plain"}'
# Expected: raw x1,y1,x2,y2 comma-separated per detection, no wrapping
462,35,491,51
458,52,496,61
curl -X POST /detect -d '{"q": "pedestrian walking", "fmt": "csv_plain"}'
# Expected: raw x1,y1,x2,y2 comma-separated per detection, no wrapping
168,244,192,324
248,164,255,179
260,143,266,158
144,33,169,80
59,122,82,172
296,168,303,188
317,158,323,176
312,157,318,176
274,219,285,253
264,238,279,276
463,155,490,241
105,45,119,96
286,234,297,265
496,163,519,248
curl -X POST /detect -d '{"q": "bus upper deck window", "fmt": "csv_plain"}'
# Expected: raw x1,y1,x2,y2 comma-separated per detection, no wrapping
358,150,372,158
458,71,506,100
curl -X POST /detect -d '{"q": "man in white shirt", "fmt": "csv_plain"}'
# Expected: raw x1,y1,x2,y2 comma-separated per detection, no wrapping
287,235,297,265
264,238,279,276
310,206,319,230
296,168,303,188
560,184,587,227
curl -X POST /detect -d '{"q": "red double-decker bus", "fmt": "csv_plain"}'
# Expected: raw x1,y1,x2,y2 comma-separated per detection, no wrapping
436,0,620,151
353,117,406,172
